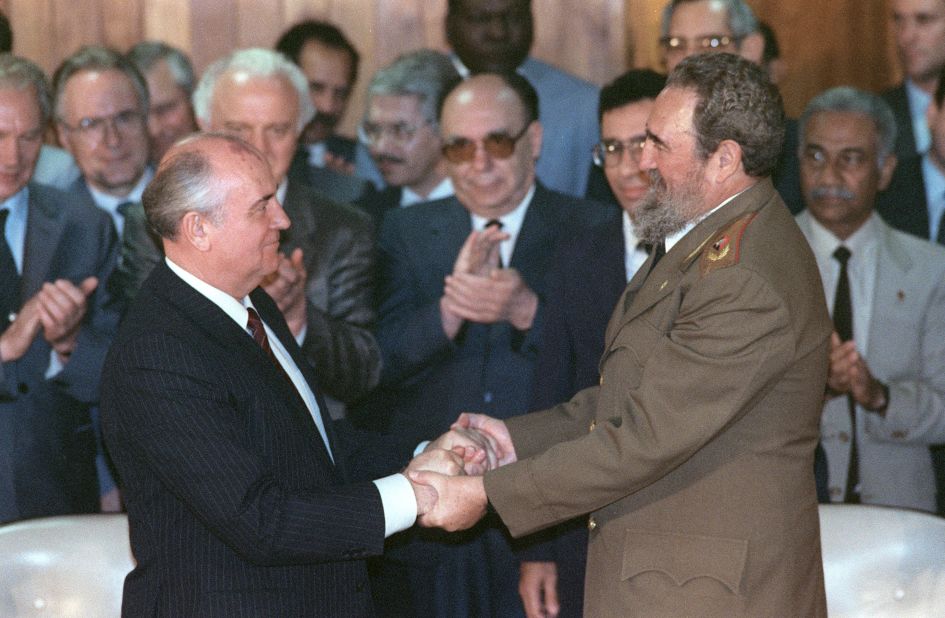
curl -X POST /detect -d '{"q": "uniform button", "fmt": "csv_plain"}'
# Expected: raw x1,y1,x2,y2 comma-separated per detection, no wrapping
599,376,604,386
483,391,493,403
838,432,850,443
891,431,907,439
588,517,597,531
17,382,28,394
589,420,597,432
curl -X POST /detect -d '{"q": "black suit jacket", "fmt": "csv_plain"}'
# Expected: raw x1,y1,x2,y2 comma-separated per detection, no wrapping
101,262,385,617
877,154,930,239
355,185,402,231
883,83,919,159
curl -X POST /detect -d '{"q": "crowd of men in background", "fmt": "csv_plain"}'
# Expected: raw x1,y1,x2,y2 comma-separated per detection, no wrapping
1,0,944,616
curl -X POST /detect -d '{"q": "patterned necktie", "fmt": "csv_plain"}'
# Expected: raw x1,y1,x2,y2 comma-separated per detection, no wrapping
832,246,859,503
246,307,296,389
0,209,21,331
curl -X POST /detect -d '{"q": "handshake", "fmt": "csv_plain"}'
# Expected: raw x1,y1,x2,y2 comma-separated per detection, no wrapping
403,412,517,532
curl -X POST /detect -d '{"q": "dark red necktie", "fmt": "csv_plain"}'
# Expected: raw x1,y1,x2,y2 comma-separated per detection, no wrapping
246,307,296,388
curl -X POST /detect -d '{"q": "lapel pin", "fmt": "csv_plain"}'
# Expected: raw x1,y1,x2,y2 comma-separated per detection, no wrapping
659,280,668,291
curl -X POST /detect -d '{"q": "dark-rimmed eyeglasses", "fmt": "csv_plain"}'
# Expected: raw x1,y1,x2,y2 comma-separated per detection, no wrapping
441,124,530,164
593,137,646,167
659,34,739,54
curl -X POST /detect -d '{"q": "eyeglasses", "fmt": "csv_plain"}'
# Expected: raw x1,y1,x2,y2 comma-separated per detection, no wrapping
801,146,872,173
358,120,429,146
593,136,646,167
59,109,145,144
441,124,530,164
659,34,739,54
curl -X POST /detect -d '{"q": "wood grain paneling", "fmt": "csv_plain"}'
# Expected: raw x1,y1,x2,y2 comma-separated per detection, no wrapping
3,0,901,133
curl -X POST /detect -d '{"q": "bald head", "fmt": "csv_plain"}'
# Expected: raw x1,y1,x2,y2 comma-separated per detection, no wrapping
438,73,542,217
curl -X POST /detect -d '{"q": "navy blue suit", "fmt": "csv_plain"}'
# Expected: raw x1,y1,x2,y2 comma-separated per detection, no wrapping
372,184,608,617
524,207,625,616
101,262,385,617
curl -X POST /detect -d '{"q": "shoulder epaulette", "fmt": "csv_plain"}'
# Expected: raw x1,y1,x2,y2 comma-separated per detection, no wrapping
699,211,758,277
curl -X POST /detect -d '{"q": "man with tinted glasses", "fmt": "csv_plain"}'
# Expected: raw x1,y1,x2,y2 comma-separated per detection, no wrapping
519,69,666,618
355,50,459,229
372,72,606,617
446,0,599,199
659,0,764,73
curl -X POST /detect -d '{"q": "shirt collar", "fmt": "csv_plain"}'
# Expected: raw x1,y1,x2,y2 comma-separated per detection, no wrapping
0,185,29,220
276,177,289,206
165,256,255,331
87,167,154,214
805,210,881,260
470,184,535,233
401,177,454,207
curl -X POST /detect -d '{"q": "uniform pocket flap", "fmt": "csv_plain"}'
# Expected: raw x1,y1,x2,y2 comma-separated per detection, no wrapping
621,529,748,594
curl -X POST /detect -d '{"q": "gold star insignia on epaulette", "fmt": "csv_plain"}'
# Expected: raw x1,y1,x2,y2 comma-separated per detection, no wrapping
699,211,758,276
708,236,731,261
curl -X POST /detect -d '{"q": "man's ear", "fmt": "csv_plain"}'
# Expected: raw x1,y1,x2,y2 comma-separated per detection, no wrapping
180,211,212,252
878,153,897,192
739,32,765,66
527,120,543,161
709,139,744,184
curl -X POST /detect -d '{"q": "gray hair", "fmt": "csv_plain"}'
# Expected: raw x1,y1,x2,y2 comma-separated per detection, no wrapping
127,41,196,94
143,133,263,239
0,53,52,124
660,0,758,40
193,47,315,134
52,45,149,119
798,86,897,167
366,49,460,128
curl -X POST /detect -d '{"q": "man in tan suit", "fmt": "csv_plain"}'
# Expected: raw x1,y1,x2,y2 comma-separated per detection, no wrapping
411,52,831,616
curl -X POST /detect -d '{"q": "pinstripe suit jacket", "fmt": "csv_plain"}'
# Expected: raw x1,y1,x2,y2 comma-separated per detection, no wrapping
101,262,385,617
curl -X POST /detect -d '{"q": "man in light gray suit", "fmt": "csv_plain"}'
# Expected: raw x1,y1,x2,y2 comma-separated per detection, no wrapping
797,86,945,512
0,54,120,522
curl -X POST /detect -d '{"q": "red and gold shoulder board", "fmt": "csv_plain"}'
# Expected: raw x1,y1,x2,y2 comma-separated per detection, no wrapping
699,212,757,276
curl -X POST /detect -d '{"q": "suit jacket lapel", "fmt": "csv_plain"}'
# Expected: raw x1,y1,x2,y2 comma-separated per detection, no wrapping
21,186,66,300
866,218,912,362
426,198,471,277
152,263,338,474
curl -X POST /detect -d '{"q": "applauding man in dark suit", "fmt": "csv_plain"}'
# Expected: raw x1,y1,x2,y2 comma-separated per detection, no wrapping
101,133,462,617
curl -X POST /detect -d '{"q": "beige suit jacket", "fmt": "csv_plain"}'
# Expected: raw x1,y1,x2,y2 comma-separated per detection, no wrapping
485,179,831,617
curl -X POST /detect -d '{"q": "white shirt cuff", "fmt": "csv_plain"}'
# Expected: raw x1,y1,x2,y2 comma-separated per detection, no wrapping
414,440,430,457
373,473,417,537
44,349,64,379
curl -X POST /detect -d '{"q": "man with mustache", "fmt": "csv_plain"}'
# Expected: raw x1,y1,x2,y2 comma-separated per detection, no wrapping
355,50,459,229
796,86,945,512
415,53,832,616
276,20,370,203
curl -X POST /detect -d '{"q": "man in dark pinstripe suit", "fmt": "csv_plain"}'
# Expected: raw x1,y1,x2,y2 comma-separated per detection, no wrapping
100,132,462,617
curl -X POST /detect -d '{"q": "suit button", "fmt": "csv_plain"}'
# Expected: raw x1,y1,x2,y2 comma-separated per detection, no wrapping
588,517,597,532
17,383,28,394
829,487,842,498
483,391,493,403
356,580,367,592
589,420,597,432
891,431,907,439
838,432,850,443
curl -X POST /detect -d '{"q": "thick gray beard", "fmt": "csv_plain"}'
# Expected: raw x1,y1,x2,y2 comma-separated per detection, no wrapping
632,169,705,245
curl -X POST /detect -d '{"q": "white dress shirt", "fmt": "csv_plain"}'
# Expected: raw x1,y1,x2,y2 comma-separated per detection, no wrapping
164,257,418,537
401,177,454,207
470,184,535,266
622,211,649,282
87,167,153,238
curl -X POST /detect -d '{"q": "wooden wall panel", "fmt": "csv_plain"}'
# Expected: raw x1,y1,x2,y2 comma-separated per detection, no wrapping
2,0,902,134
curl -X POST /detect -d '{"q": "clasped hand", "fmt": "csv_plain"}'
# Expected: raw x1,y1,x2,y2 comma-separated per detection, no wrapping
405,413,517,531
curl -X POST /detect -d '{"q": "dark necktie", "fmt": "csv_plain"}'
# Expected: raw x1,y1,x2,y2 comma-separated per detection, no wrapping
246,307,297,389
485,218,505,268
0,209,21,331
116,201,134,218
832,246,859,503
